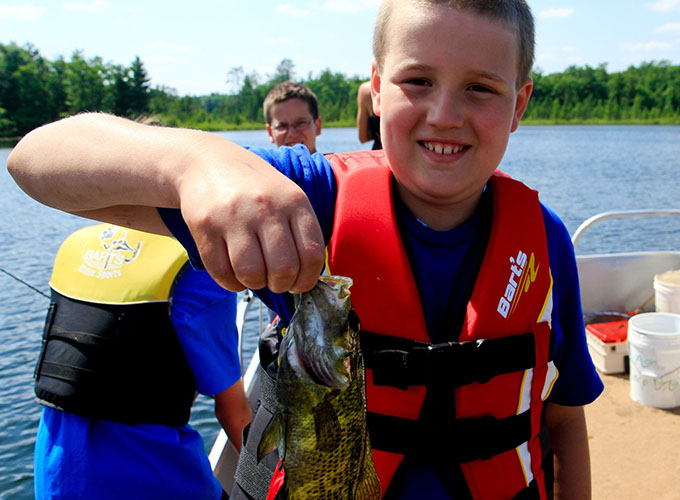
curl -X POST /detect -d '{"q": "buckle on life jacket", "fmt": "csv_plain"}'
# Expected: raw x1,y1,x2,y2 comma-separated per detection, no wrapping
426,340,484,387
362,331,538,391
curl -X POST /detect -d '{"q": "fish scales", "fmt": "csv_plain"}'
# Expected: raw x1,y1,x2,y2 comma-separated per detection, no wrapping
258,276,380,500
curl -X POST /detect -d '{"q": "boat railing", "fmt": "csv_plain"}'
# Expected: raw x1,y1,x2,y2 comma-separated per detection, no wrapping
572,209,680,315
571,209,680,250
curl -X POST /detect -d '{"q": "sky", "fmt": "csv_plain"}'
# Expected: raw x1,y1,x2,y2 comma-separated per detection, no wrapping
1,0,680,96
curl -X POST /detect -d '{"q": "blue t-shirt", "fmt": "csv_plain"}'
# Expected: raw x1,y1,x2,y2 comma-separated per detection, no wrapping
34,267,241,500
159,145,604,497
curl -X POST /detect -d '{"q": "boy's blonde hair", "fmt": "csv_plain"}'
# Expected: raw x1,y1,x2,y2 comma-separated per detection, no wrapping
373,0,535,87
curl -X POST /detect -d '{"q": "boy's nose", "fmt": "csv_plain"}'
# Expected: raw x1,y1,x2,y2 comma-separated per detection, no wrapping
426,91,465,129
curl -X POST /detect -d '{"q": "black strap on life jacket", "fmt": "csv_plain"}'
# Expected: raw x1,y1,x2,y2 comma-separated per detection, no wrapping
368,409,532,462
362,328,551,495
34,289,196,426
361,330,538,391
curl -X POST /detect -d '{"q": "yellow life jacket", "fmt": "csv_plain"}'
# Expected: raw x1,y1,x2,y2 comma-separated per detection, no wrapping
35,224,196,426
50,224,188,304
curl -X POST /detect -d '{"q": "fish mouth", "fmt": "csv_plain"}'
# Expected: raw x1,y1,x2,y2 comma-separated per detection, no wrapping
299,349,352,389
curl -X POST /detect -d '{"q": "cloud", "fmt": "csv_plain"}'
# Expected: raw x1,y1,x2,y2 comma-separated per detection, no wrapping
620,40,673,51
646,0,680,12
276,4,311,18
0,3,47,20
63,0,110,12
146,41,201,56
656,22,680,32
538,8,575,19
321,0,381,13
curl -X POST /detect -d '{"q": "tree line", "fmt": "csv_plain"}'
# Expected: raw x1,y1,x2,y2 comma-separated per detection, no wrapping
1,42,679,139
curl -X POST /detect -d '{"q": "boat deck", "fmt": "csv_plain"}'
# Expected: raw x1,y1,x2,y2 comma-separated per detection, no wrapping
587,371,680,500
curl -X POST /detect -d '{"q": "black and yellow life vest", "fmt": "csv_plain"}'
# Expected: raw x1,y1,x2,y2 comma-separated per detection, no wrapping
34,224,197,427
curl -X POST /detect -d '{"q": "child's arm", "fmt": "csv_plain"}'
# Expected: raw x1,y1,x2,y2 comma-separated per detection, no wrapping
545,402,592,500
356,82,373,143
7,113,325,293
214,378,252,452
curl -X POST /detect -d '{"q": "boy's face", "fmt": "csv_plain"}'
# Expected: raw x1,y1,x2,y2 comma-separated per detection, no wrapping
371,3,532,230
266,98,322,154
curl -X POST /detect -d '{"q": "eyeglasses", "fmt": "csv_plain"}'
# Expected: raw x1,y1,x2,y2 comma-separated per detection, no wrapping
271,118,314,134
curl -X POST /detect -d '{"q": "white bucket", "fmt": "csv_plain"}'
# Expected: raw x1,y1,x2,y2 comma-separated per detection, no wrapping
628,312,680,409
654,269,680,313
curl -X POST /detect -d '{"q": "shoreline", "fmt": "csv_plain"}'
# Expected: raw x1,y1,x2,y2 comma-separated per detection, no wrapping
2,122,679,145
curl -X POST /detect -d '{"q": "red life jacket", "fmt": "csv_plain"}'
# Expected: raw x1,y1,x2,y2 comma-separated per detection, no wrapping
326,151,556,500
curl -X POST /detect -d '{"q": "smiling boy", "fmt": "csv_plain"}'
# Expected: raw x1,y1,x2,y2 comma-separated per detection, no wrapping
8,1,602,498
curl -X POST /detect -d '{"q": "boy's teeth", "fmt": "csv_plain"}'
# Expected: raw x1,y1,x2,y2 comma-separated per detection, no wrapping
425,142,461,154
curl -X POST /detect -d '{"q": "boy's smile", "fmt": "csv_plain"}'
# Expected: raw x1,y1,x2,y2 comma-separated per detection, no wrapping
372,2,532,231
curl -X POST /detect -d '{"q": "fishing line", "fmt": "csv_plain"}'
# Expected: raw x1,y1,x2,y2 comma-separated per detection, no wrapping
0,266,50,299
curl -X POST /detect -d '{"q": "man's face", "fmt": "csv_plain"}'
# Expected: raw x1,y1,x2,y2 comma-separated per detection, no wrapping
372,3,532,230
266,98,322,153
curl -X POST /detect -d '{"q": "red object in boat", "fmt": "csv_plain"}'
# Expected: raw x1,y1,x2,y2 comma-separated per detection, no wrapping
586,320,629,343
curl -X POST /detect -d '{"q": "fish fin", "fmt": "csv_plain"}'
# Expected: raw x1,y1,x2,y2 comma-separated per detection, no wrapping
257,412,283,462
312,399,341,452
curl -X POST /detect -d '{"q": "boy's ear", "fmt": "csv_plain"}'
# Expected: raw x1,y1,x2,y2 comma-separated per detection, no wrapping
265,124,275,144
511,78,533,132
370,63,382,117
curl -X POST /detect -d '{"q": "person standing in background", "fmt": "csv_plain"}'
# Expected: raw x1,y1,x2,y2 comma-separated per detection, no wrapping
33,224,251,500
356,80,382,150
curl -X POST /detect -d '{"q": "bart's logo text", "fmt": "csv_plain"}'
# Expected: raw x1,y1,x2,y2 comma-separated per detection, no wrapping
497,250,539,319
78,226,142,279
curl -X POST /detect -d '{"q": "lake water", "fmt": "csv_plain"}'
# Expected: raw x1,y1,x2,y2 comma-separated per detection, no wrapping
1,125,679,498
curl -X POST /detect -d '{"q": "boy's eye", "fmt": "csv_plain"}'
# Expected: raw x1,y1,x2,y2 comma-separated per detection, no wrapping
468,84,495,94
405,78,430,86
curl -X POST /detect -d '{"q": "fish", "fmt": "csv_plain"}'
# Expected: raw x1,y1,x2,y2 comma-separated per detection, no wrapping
257,275,381,500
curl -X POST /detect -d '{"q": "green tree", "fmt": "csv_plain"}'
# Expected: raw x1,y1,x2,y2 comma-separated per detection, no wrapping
128,56,151,116
112,57,150,118
0,43,64,135
62,51,111,114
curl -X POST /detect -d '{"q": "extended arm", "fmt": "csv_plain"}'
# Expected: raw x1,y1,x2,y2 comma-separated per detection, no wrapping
214,379,252,452
545,402,592,500
7,113,324,293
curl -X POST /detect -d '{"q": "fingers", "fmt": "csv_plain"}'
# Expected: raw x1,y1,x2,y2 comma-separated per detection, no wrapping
231,194,325,294
177,145,325,294
191,219,246,292
189,189,325,294
288,204,325,293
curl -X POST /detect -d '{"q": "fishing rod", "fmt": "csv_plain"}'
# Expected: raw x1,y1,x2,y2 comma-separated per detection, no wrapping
0,266,50,299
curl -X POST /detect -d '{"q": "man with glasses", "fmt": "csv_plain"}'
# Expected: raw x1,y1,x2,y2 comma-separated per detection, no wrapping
264,81,322,154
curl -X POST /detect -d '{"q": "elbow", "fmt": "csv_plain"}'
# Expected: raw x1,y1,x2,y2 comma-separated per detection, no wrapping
7,137,37,197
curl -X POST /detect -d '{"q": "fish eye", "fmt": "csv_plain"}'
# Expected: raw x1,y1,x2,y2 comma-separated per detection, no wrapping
348,309,360,332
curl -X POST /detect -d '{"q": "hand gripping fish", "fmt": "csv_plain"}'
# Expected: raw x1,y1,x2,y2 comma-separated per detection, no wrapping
258,276,381,500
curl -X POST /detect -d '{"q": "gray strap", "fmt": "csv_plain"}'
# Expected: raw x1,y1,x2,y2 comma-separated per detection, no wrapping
233,365,280,500
258,365,278,413
234,440,275,500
